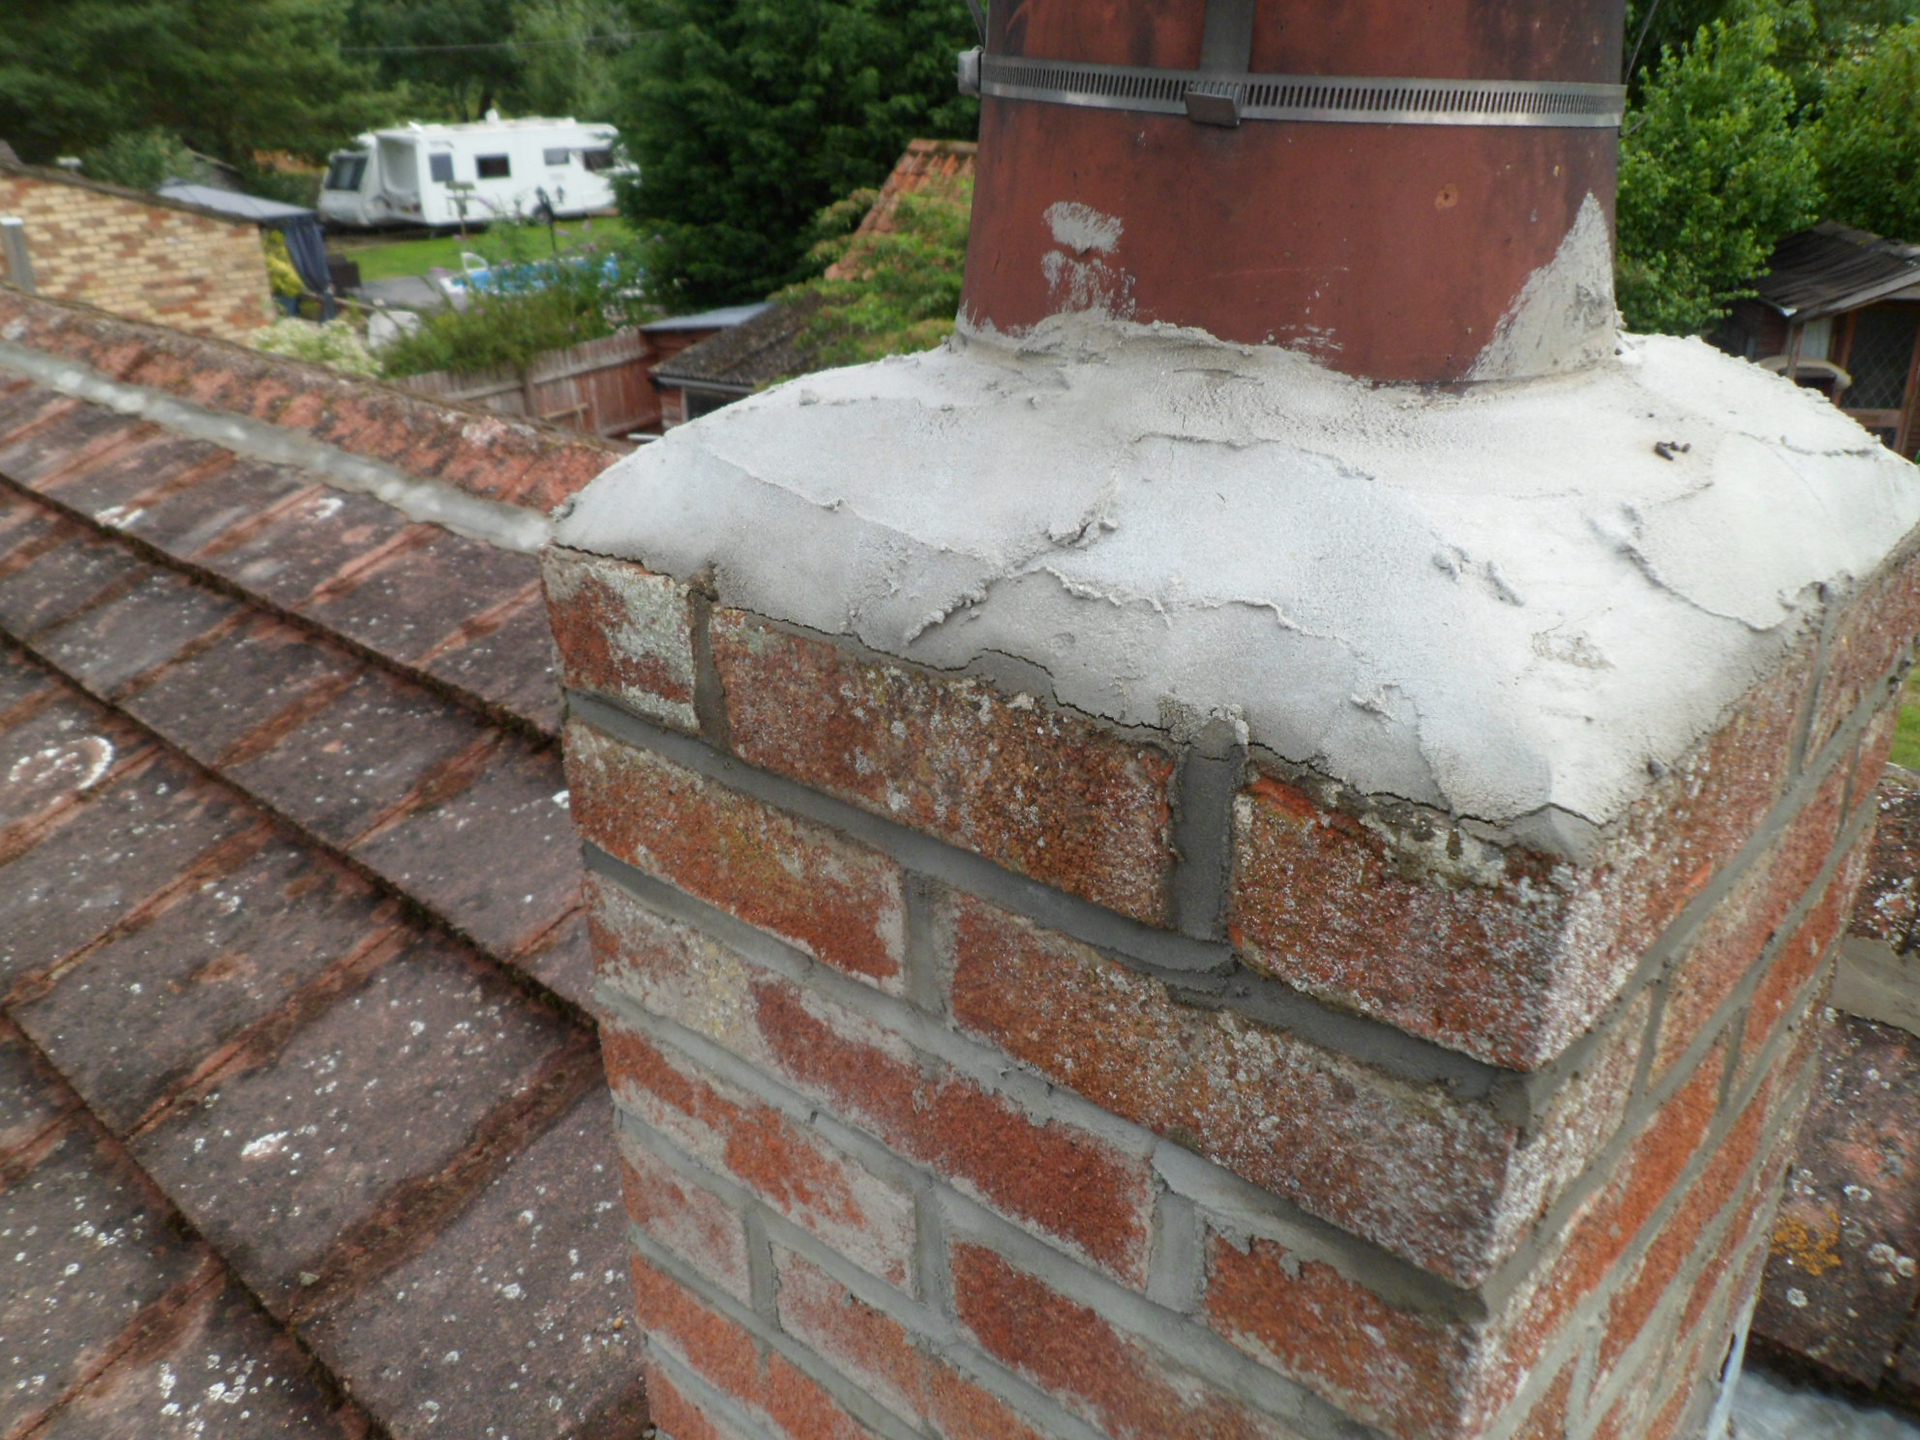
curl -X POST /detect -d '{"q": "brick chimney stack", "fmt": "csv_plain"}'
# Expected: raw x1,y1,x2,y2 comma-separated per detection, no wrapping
542,4,1920,1437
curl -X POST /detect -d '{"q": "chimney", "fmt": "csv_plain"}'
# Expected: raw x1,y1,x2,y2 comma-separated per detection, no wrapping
543,4,1920,1437
957,0,1626,381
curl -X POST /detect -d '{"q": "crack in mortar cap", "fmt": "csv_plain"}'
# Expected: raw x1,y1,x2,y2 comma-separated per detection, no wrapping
553,312,1920,846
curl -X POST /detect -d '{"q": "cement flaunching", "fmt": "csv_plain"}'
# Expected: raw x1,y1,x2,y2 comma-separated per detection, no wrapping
552,313,1920,852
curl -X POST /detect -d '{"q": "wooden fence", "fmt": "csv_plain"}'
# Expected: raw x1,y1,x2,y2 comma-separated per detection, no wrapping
392,328,660,438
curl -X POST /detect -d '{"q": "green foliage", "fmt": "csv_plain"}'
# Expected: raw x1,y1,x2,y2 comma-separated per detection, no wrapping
777,180,971,370
375,227,651,377
252,317,385,377
609,0,978,308
511,0,633,117
1616,9,1823,333
344,0,524,121
1811,18,1920,238
0,0,391,166
81,129,211,191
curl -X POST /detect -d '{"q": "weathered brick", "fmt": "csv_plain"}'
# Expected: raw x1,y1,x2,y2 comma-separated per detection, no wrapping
1230,642,1814,1069
602,1022,916,1290
946,891,1641,1286
626,1251,869,1440
1201,1231,1479,1439
1810,544,1920,760
951,1241,1300,1440
1511,1358,1576,1440
711,612,1176,925
1653,758,1850,1082
1848,770,1920,950
543,546,698,732
568,723,906,991
774,1248,1053,1440
617,1136,754,1304
591,875,1157,1285
1738,823,1873,1085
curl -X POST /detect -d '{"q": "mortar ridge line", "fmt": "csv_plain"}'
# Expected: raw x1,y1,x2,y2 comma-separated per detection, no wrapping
570,690,1502,1096
590,849,1496,1319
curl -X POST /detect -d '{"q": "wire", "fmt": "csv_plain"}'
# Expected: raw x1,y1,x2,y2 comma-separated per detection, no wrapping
341,31,653,54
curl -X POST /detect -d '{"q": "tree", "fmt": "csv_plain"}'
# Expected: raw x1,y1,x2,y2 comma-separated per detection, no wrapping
1812,18,1920,238
1616,8,1823,333
609,0,978,308
777,179,972,370
343,0,523,121
511,0,633,118
0,0,389,165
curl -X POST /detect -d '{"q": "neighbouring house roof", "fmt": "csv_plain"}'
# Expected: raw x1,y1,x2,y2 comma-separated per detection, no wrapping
639,302,771,334
654,139,978,398
651,296,821,395
154,183,316,226
1755,221,1920,321
0,290,645,1439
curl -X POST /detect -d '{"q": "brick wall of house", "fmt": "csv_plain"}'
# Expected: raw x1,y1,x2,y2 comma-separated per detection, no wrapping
544,531,1919,1439
0,164,271,341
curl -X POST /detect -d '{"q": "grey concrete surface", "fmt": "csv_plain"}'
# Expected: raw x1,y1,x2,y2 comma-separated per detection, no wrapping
1731,1367,1920,1439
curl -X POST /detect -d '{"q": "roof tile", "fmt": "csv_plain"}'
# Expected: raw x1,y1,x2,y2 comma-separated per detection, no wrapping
225,668,489,849
0,693,148,843
0,529,152,640
14,837,400,1134
129,936,573,1313
0,1020,73,1158
303,1088,643,1439
419,590,563,737
32,1276,366,1440
192,489,415,611
0,1125,210,1435
111,456,307,559
0,752,254,992
35,569,243,699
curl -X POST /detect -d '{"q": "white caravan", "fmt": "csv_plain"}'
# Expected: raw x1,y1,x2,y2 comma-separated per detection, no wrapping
319,114,625,229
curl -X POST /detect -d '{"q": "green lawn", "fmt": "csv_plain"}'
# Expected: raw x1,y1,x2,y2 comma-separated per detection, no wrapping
335,215,634,282
1893,669,1920,771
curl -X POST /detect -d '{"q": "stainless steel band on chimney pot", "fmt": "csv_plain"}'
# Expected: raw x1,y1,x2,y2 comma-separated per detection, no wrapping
957,49,1626,129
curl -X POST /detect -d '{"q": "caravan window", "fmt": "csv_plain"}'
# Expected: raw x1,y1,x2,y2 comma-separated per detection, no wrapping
544,147,572,166
476,154,511,179
324,154,368,191
428,153,454,184
582,148,616,173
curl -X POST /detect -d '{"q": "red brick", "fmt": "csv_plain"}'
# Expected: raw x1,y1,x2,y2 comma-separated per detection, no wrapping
590,876,1156,1285
1502,1041,1729,1373
1653,759,1850,1082
775,1250,1052,1440
711,613,1176,925
1810,545,1920,760
1598,1063,1781,1383
1201,1233,1484,1439
946,890,1640,1286
617,1142,753,1304
542,547,698,732
1230,643,1813,1070
1738,824,1872,1084
951,1242,1299,1440
1512,1358,1576,1440
627,1251,868,1440
568,723,906,991
602,1022,915,1290
643,1367,746,1440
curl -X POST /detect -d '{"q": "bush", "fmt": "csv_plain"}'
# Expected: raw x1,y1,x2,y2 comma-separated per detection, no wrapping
82,129,210,191
776,180,972,371
1616,8,1823,334
250,318,384,378
376,228,653,378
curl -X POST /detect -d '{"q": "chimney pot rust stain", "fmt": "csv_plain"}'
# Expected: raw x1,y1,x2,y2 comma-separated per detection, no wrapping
959,0,1628,382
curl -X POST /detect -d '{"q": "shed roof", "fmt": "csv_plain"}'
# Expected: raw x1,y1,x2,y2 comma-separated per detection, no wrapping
640,301,771,333
1755,221,1920,320
155,182,315,225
